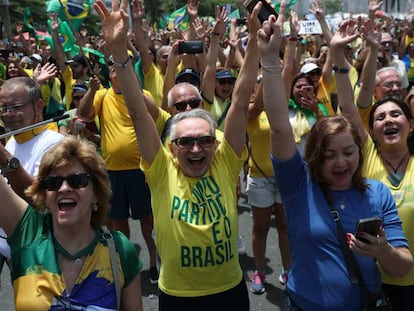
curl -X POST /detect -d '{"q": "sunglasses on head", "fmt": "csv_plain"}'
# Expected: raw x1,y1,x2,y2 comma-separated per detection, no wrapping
174,98,201,111
171,136,216,149
217,79,235,86
39,173,91,191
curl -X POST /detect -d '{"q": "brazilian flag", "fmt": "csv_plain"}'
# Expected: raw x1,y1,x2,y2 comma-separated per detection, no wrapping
160,6,189,31
46,0,92,31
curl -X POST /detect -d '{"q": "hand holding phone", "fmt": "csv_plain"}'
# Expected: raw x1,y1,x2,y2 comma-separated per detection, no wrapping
243,0,278,24
178,41,204,54
354,217,382,244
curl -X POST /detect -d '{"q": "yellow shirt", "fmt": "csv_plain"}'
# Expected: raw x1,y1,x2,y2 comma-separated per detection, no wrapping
362,137,414,286
142,139,247,297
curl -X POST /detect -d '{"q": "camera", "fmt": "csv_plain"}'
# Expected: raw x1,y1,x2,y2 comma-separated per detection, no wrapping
178,41,204,54
243,0,278,24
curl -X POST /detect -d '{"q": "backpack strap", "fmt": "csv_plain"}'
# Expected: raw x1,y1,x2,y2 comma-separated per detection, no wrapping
101,226,121,310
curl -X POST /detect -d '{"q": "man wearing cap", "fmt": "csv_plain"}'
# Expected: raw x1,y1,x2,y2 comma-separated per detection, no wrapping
50,14,92,111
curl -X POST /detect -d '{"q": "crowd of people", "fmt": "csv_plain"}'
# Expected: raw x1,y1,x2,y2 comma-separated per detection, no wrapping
0,0,414,309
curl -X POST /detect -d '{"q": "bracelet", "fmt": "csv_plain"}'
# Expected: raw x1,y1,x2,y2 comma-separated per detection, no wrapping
288,36,299,42
108,54,131,68
212,32,221,36
332,65,349,74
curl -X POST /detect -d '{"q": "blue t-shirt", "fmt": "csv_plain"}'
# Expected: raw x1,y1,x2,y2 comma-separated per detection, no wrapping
271,150,408,310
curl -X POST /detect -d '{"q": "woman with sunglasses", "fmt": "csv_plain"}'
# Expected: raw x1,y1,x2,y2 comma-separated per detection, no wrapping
335,19,414,311
0,136,143,310
259,13,412,310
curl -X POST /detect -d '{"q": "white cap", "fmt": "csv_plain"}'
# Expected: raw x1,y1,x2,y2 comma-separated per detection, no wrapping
300,63,321,74
30,53,43,63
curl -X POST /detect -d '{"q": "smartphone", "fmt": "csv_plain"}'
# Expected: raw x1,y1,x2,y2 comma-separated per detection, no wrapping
354,217,382,244
236,18,247,26
243,0,278,24
178,41,204,54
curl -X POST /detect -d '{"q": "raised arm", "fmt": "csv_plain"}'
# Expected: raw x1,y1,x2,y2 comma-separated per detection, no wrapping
357,19,380,110
224,2,260,156
259,1,295,160
330,20,368,143
200,6,227,103
94,0,161,165
131,0,152,74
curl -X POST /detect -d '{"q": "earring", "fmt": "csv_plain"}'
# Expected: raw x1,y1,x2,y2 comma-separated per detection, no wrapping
92,203,98,211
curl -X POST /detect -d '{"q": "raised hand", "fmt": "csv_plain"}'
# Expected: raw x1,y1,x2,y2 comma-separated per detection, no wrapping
212,5,228,36
368,0,383,16
360,18,381,49
93,0,129,52
309,0,325,21
257,1,286,63
329,19,359,50
192,17,210,40
289,10,300,38
131,0,145,23
186,0,199,20
33,62,58,84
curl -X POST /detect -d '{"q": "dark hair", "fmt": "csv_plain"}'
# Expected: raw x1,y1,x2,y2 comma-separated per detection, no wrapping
369,96,414,154
369,96,413,129
290,73,315,100
305,115,368,197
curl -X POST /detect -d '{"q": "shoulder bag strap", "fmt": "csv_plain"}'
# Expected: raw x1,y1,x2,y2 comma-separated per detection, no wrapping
101,226,121,310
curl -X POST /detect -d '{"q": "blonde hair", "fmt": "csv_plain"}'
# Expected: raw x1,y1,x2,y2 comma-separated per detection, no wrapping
26,136,111,227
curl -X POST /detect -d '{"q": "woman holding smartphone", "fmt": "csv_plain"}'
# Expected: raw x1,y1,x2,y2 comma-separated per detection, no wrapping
335,17,414,311
258,7,412,310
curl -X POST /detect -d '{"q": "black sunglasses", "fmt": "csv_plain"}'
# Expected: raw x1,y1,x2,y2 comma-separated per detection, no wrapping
171,136,216,149
174,98,201,111
40,173,91,191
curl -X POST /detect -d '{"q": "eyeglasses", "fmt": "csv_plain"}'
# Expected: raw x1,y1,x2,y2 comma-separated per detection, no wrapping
171,136,216,149
174,98,201,111
382,81,402,89
39,173,91,191
0,102,32,114
107,59,114,66
217,79,235,86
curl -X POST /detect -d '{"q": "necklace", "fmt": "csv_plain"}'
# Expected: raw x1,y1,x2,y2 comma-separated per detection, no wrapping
53,230,99,265
382,152,409,174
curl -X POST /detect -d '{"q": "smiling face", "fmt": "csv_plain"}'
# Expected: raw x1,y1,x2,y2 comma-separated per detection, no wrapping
370,101,413,152
45,161,97,229
0,83,43,131
170,117,217,177
320,130,360,190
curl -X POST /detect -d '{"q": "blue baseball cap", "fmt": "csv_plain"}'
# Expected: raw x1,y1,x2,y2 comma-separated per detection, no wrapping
175,68,200,84
215,68,236,80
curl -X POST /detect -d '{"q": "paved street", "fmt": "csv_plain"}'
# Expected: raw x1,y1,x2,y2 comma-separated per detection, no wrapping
0,196,287,310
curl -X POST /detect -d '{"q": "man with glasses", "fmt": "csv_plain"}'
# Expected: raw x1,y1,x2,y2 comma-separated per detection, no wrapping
374,67,404,100
94,0,262,307
0,77,63,281
381,32,408,94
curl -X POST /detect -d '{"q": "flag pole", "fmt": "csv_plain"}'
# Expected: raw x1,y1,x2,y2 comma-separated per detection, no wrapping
57,0,94,76
0,114,69,140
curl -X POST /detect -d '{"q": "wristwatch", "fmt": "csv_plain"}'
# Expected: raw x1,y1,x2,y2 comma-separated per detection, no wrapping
1,157,20,174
